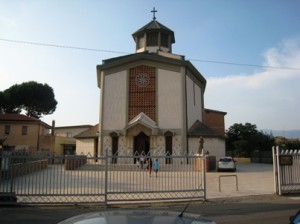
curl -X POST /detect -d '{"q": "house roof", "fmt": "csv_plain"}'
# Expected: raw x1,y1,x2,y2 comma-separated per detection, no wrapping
74,124,99,139
188,120,225,138
55,125,93,130
204,108,227,115
0,113,52,128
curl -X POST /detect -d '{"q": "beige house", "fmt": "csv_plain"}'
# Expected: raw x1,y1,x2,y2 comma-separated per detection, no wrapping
75,15,227,162
0,114,85,156
54,125,92,138
0,114,52,152
54,124,93,155
74,124,99,156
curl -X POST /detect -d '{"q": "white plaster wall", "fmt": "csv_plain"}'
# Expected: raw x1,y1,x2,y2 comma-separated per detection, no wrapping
157,69,182,129
103,71,127,130
188,137,225,161
76,139,95,155
186,77,202,129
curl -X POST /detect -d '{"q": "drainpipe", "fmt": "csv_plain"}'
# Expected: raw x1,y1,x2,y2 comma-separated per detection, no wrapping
184,67,189,156
98,71,105,157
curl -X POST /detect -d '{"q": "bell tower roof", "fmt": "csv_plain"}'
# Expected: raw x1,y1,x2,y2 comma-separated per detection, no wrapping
132,8,175,53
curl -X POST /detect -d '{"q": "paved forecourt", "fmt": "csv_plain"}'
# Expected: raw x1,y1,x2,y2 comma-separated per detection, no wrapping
1,162,274,203
206,163,274,199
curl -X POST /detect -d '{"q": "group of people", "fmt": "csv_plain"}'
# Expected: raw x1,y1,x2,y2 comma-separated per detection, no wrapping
136,157,160,177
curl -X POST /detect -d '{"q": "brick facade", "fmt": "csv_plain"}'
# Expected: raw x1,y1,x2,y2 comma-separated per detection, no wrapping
128,65,156,121
204,109,227,135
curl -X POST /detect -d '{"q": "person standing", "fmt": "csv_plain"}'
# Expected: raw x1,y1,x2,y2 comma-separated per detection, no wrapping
140,156,144,169
153,159,160,177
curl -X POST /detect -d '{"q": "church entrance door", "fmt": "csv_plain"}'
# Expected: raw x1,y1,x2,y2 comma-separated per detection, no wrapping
134,132,150,163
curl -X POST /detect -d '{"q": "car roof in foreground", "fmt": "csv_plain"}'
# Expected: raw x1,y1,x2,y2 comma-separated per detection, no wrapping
58,210,216,224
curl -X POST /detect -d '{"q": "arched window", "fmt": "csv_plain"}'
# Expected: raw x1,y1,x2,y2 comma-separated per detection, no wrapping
109,132,119,164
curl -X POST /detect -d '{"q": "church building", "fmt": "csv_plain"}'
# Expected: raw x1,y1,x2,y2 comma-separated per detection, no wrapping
75,9,226,162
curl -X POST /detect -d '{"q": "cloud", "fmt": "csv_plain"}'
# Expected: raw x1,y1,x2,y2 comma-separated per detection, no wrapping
263,37,300,68
0,16,17,28
205,37,300,130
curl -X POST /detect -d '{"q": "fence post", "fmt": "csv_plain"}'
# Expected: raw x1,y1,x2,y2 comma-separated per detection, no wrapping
272,146,278,194
9,167,13,194
104,148,108,206
202,155,206,200
275,146,282,195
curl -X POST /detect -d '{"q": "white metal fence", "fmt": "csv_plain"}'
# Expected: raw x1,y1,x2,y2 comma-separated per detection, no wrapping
273,146,300,195
0,151,206,205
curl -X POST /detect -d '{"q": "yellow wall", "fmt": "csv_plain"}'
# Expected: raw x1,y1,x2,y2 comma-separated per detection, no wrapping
0,123,50,151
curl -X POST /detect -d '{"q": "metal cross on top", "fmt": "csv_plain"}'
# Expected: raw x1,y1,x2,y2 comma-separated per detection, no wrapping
151,7,157,21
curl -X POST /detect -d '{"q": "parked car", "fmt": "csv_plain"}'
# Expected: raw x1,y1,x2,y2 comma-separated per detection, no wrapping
58,210,216,224
217,157,236,172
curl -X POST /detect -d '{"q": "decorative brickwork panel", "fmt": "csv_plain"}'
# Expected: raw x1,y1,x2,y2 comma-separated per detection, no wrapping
129,65,156,121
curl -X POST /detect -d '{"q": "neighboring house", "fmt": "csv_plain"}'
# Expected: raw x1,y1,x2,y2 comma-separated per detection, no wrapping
0,114,90,156
54,125,93,155
54,125,92,138
0,114,52,152
74,124,99,156
75,14,227,162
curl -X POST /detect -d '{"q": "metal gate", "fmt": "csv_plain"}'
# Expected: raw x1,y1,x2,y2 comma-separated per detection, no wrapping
273,146,300,195
0,151,206,205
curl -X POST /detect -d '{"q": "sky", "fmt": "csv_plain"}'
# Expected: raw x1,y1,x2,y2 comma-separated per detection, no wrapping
0,0,300,132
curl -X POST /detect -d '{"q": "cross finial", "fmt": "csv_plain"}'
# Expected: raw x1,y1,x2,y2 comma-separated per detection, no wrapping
151,7,157,21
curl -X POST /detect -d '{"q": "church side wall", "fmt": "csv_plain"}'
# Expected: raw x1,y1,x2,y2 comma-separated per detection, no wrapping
186,76,202,129
102,71,127,130
157,69,182,129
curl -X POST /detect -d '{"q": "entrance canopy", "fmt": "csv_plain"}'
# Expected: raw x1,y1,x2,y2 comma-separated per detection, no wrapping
125,112,159,135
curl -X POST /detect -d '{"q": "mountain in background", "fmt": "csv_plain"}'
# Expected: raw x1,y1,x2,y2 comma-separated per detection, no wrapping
263,129,300,139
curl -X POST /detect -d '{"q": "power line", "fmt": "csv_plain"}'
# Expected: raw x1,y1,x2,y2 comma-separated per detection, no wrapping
1,37,300,71
0,38,129,55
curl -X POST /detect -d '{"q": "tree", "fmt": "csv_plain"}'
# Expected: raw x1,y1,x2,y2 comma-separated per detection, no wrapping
226,122,274,157
0,87,22,114
0,81,57,118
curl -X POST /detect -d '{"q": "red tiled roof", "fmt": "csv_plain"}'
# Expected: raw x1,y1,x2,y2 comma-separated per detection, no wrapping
0,113,52,128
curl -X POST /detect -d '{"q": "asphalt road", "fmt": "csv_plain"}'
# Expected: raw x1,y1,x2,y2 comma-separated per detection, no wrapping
0,194,299,224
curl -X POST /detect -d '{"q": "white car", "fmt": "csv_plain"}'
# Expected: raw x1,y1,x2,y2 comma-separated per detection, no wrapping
217,157,236,172
58,210,216,224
